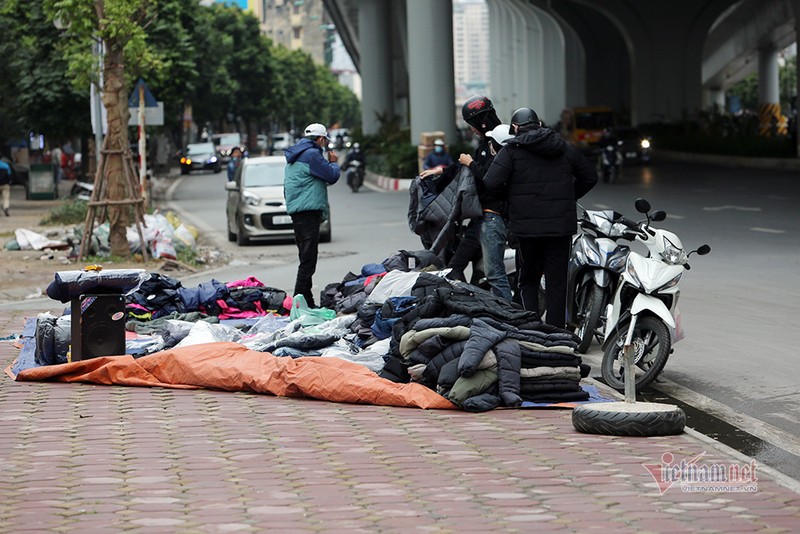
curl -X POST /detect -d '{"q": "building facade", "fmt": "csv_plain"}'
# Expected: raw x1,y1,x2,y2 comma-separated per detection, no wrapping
453,0,490,102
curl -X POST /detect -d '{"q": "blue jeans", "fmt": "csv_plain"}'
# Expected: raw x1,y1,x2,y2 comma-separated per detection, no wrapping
479,212,513,301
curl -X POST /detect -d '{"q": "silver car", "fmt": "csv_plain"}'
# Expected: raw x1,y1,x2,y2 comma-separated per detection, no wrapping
225,156,331,246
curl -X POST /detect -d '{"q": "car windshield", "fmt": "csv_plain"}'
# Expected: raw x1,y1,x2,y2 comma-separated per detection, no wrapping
243,162,285,188
187,143,215,155
215,134,241,146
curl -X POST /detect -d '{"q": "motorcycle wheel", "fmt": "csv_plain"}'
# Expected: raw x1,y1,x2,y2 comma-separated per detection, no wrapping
574,285,604,354
601,316,671,391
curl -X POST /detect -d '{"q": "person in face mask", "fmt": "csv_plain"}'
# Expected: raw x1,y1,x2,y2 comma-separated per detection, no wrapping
227,146,244,182
422,139,453,170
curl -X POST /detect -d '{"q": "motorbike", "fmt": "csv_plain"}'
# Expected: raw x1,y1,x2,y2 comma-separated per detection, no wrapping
345,159,364,193
600,198,711,391
567,206,635,353
70,180,94,201
599,140,623,183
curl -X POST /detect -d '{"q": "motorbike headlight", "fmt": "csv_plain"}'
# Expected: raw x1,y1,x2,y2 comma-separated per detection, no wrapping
584,244,601,265
626,261,642,288
641,139,651,149
242,191,260,206
661,236,686,265
608,253,627,272
185,158,192,165
658,272,682,291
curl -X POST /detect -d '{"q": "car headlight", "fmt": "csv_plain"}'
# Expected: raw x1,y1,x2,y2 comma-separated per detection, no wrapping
641,139,651,149
661,236,686,265
242,191,260,206
185,158,192,165
209,156,218,163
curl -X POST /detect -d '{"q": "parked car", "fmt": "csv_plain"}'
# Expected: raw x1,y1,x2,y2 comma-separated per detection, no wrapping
270,132,292,153
212,132,246,163
225,155,331,245
612,126,651,164
180,142,222,175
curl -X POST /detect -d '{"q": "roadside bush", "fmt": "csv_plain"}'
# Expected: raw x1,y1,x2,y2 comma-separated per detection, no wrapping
40,199,88,226
641,112,796,158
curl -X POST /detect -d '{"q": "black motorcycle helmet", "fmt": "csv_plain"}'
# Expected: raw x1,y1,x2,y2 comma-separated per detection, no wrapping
509,107,541,134
462,95,501,135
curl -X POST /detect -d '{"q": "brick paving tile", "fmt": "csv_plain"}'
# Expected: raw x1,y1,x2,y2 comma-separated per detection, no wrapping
4,309,800,532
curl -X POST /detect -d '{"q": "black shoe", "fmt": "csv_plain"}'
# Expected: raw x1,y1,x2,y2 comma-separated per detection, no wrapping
3,208,8,216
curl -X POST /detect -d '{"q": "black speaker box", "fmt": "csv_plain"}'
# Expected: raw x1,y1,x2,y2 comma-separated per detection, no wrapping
70,294,126,361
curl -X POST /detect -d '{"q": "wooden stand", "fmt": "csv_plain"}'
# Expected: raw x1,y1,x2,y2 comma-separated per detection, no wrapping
78,137,148,261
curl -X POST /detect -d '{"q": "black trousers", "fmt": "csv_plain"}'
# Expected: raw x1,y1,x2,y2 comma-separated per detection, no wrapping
291,210,322,307
516,235,571,329
447,219,483,283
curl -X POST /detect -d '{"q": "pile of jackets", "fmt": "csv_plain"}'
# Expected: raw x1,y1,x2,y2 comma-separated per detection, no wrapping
126,274,290,321
378,277,590,412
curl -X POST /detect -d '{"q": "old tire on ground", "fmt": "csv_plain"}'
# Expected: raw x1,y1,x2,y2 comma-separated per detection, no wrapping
572,401,686,437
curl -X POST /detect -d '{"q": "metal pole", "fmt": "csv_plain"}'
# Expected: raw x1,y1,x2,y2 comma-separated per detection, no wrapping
138,84,147,204
92,40,104,167
623,317,638,403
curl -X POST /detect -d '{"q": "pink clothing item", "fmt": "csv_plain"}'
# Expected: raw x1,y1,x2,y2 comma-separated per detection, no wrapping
216,298,266,319
226,276,266,288
364,272,386,287
283,295,293,311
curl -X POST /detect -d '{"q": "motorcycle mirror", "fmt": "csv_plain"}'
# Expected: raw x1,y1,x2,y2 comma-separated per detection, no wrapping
634,198,651,214
696,244,711,255
651,210,667,222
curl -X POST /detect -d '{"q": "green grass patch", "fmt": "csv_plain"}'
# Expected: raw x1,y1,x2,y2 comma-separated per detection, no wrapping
40,200,88,226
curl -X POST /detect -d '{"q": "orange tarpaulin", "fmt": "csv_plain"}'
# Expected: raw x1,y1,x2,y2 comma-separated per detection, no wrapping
9,342,455,410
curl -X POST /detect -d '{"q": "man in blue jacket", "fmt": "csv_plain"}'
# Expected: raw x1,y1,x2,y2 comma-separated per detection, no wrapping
284,123,340,308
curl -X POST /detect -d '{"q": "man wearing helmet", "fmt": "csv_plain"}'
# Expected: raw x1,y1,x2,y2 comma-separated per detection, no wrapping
419,95,514,300
284,123,341,308
484,107,597,328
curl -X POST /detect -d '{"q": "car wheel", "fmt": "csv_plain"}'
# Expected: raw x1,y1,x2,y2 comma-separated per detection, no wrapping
227,227,236,242
215,164,222,173
236,220,250,246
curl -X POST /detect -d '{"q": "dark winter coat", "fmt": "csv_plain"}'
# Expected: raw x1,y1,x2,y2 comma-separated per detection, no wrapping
483,127,597,237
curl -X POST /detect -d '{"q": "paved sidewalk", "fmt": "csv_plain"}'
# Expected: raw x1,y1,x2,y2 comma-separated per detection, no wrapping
1,306,799,532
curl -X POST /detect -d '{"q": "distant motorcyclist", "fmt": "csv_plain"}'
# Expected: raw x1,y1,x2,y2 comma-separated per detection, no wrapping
343,143,366,192
344,143,365,167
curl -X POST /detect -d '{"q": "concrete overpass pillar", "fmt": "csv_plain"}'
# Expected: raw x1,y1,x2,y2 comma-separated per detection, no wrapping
703,88,726,112
758,45,782,136
359,0,394,135
406,0,457,145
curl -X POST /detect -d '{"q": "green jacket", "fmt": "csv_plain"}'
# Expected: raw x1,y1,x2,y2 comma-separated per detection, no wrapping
284,138,340,214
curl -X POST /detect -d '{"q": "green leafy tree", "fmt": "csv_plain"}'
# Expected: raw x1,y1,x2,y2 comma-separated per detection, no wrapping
0,1,89,145
42,0,191,257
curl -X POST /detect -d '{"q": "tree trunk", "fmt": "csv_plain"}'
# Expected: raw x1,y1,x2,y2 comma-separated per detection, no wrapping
101,41,131,257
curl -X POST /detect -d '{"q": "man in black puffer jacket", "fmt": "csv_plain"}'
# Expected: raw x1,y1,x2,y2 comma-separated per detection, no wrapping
484,107,597,328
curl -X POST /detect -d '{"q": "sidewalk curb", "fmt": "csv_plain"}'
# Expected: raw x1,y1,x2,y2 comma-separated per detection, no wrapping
364,170,412,191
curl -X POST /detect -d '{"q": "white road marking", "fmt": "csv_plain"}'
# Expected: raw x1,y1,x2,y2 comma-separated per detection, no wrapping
751,227,786,234
666,214,685,219
703,205,762,212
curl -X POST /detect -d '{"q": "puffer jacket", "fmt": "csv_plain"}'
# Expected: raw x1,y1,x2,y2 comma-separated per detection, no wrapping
284,138,340,214
483,127,597,237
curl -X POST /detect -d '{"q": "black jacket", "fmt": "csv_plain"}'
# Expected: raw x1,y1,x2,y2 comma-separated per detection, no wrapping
483,127,597,237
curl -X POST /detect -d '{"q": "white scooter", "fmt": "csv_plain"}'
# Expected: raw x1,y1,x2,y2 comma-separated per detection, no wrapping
601,198,711,391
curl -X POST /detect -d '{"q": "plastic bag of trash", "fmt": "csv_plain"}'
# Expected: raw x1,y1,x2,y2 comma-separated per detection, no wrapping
175,320,243,347
289,294,336,326
152,234,177,260
173,223,196,250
